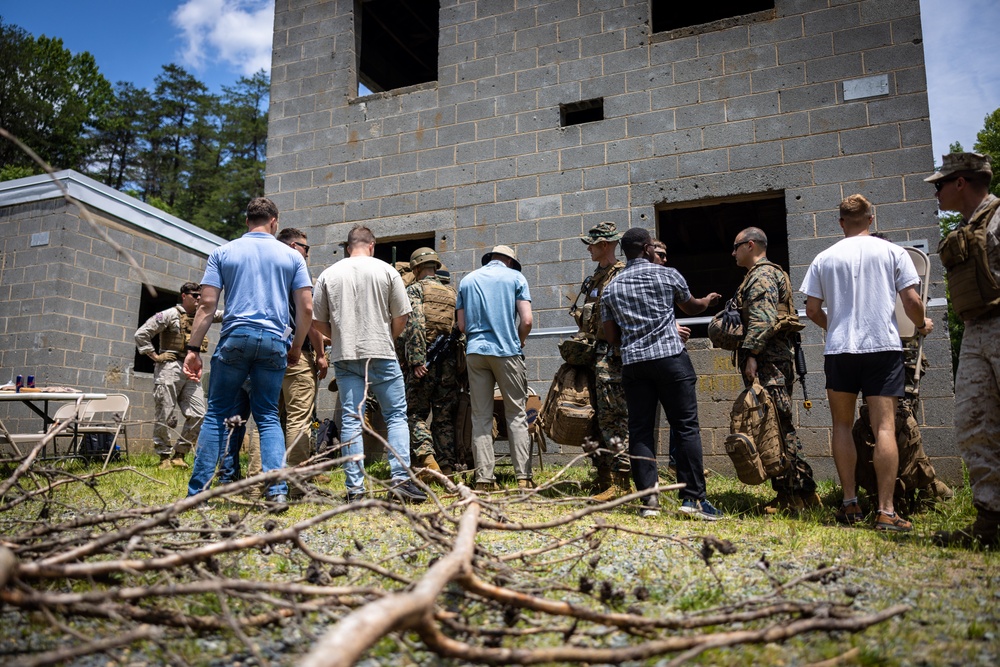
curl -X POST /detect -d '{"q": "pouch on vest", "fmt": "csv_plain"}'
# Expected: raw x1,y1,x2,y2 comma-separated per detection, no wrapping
558,332,597,366
938,197,1000,320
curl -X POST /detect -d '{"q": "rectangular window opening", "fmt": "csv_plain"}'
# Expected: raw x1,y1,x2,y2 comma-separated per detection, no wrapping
371,234,437,272
657,193,788,339
134,285,180,374
356,0,439,95
561,99,604,126
651,1,775,34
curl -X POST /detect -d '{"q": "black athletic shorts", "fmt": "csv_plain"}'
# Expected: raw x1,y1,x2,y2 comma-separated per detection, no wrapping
824,351,905,398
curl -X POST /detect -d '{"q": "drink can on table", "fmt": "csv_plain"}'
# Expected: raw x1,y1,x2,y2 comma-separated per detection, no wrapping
27,375,35,388
15,375,23,392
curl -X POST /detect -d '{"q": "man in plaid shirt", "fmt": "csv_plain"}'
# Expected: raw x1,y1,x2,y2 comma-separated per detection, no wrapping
602,227,723,520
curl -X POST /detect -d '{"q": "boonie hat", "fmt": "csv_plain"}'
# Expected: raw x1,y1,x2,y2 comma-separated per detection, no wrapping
925,152,993,183
581,221,623,245
481,244,522,272
409,247,441,271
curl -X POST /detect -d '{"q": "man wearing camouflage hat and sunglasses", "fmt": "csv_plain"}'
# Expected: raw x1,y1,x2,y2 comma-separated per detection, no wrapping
578,222,632,500
930,152,1000,548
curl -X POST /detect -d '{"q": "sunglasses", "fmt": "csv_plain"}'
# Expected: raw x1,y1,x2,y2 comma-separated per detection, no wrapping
733,240,751,251
290,241,311,254
934,177,961,192
185,292,201,298
654,251,667,259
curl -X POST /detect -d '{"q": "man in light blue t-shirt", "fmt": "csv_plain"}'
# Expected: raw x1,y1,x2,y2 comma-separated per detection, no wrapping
183,197,313,509
457,245,533,489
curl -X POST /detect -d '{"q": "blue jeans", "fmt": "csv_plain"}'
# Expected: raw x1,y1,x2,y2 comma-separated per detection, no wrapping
188,326,288,498
621,350,707,501
335,358,411,492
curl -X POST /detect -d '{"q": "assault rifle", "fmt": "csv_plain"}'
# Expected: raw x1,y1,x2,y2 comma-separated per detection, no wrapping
792,332,812,410
425,330,457,367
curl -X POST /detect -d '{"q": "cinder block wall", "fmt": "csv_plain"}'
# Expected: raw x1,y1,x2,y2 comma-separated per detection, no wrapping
267,0,958,481
0,200,210,446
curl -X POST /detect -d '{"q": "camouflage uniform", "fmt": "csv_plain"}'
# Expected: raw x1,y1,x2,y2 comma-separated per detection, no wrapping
736,259,817,497
584,260,630,475
134,306,221,458
951,193,1000,515
402,276,460,470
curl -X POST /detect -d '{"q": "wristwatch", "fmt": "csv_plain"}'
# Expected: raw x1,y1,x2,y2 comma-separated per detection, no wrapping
185,344,202,353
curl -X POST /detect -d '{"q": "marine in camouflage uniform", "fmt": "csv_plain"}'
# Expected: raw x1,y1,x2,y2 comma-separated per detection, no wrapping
732,228,819,512
928,152,1000,547
134,282,223,468
579,222,631,500
400,248,460,475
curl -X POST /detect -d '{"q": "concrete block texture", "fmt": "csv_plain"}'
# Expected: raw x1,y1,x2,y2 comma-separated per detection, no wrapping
262,0,950,476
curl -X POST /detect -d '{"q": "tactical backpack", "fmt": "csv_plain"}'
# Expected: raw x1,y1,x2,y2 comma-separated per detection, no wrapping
938,196,1000,320
538,363,596,448
725,379,788,485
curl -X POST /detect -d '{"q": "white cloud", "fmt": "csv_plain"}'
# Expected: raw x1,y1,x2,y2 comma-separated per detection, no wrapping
172,0,274,77
921,0,1000,160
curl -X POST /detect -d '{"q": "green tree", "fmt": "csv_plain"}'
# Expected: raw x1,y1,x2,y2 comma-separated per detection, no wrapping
93,82,153,191
0,19,112,172
973,107,1000,196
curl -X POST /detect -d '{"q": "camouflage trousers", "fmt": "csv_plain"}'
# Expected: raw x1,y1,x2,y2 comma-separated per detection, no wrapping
152,359,205,457
955,318,1000,513
406,356,460,469
592,352,630,474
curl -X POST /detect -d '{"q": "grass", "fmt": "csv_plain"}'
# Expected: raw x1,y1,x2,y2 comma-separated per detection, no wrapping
1,454,998,666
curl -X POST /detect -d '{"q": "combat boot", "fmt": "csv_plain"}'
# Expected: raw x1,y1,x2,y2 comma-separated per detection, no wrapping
590,466,614,494
158,454,173,470
934,507,1000,548
764,491,805,515
415,453,442,484
591,471,632,502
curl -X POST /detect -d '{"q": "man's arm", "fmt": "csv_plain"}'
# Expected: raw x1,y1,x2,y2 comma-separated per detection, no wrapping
603,319,622,347
391,314,408,339
307,326,329,380
456,309,466,333
516,300,533,347
312,320,332,339
288,286,313,367
183,285,219,381
134,311,171,362
677,292,722,316
805,296,827,330
899,285,933,335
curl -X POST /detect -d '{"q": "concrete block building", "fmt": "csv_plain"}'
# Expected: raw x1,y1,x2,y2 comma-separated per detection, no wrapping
0,170,225,446
266,0,958,480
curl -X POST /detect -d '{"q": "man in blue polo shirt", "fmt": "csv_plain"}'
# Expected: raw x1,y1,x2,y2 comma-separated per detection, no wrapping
457,244,533,490
183,197,313,509
602,227,722,519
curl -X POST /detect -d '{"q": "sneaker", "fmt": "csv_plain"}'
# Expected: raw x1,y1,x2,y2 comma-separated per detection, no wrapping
346,490,365,504
639,494,660,518
874,510,912,533
834,501,863,525
389,480,427,504
475,481,501,492
680,498,724,521
265,494,289,514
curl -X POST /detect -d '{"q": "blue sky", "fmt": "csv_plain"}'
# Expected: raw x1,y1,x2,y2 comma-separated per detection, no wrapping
2,0,998,162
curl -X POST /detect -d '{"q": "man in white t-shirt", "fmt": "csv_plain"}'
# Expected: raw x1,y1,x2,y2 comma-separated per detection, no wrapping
800,194,933,532
312,225,426,504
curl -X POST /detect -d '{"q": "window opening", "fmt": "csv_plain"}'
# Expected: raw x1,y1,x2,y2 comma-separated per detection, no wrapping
560,99,604,126
651,1,775,33
357,0,439,95
134,285,180,374
657,194,788,338
371,234,437,270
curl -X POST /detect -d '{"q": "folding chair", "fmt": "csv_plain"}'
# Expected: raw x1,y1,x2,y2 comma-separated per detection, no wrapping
77,394,131,466
7,400,92,458
895,246,931,340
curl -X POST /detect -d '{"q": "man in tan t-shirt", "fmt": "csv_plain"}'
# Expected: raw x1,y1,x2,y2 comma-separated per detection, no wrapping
312,225,425,504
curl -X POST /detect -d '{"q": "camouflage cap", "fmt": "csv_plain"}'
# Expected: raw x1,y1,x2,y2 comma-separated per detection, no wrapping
409,247,441,271
481,244,522,272
580,221,623,245
924,152,993,183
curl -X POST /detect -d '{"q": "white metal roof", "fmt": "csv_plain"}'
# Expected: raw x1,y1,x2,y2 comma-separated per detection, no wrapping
0,169,226,255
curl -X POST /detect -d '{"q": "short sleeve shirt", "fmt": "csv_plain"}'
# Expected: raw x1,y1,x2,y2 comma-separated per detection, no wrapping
601,258,691,365
800,235,919,355
201,231,312,338
313,255,412,362
456,261,531,358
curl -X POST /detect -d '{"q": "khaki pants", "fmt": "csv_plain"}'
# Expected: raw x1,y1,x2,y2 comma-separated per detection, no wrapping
248,349,317,476
466,353,531,483
152,359,205,457
956,318,1000,513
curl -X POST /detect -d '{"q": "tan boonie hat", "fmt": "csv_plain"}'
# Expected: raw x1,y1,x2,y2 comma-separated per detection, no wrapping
925,152,993,183
581,221,623,245
481,244,522,272
409,247,441,271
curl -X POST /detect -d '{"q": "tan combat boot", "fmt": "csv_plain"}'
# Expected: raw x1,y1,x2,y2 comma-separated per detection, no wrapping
415,453,442,484
764,491,805,515
591,471,632,502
